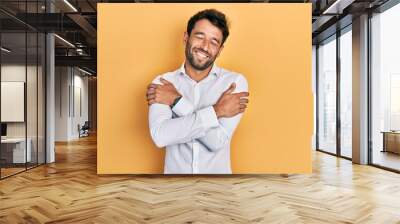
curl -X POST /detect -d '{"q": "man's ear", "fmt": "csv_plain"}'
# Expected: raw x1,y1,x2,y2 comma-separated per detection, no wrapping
216,44,224,57
183,32,189,45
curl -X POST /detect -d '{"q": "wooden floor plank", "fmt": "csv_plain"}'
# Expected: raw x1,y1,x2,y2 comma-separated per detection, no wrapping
0,134,400,223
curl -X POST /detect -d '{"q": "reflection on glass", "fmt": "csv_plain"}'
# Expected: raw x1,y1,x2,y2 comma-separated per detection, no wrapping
318,36,337,154
371,4,400,171
1,32,27,177
340,29,352,158
0,0,46,178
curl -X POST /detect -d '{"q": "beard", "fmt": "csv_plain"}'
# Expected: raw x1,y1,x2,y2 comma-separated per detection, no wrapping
185,42,216,71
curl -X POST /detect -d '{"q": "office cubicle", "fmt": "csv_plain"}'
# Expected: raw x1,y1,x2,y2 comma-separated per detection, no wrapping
0,1,46,179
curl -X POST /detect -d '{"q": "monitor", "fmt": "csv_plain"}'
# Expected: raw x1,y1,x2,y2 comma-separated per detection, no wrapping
1,123,7,137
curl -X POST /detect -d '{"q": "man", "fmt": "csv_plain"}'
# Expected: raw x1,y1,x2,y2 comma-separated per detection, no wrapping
146,9,249,174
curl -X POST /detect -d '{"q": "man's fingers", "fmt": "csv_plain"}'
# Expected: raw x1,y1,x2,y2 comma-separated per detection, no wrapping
147,88,156,94
148,99,156,105
235,91,249,98
148,84,160,90
239,104,247,109
240,98,249,104
148,83,159,88
224,83,236,95
239,108,246,113
147,93,156,100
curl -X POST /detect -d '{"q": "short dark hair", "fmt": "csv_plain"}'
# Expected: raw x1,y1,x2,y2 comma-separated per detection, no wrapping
187,9,229,45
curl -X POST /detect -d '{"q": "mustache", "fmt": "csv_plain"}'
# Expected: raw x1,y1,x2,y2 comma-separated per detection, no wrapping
193,48,211,57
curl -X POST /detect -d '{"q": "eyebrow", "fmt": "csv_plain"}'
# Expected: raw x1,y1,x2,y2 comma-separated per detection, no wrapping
193,31,205,36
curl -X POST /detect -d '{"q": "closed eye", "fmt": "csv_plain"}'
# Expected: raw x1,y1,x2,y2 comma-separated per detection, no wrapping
194,33,205,39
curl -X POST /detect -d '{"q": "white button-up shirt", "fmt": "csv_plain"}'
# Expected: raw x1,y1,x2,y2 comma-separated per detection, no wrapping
148,63,248,174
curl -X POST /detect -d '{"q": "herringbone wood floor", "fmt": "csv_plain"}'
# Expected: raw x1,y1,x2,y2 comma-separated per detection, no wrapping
1,134,400,224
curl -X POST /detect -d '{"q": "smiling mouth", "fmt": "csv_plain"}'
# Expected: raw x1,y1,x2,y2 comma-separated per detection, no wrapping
194,49,210,59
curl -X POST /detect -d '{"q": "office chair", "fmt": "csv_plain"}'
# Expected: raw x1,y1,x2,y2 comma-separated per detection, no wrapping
79,121,90,138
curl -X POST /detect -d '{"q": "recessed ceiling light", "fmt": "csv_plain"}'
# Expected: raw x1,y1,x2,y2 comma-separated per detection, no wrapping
1,47,11,53
54,34,75,48
63,0,78,12
322,0,354,15
77,67,93,76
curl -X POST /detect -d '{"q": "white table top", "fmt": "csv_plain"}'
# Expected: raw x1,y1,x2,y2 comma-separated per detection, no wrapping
1,138,29,143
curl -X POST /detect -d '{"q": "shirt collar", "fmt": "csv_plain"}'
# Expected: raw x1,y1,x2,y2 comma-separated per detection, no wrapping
178,62,219,78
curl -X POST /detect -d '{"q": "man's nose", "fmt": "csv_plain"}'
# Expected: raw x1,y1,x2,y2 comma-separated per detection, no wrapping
200,39,210,52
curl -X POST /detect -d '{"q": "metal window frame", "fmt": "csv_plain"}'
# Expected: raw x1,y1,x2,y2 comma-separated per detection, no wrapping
315,23,353,162
316,0,400,173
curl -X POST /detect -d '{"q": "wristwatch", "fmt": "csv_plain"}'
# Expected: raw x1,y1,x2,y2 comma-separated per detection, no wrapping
170,96,182,108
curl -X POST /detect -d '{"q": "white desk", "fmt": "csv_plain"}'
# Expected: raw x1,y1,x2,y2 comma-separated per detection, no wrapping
1,138,31,163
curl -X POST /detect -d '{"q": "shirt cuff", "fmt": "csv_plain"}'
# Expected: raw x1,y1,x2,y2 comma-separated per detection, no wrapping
172,96,194,116
197,106,220,130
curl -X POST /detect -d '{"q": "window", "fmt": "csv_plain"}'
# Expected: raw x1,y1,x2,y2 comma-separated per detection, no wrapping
371,3,400,171
317,35,337,154
339,28,352,158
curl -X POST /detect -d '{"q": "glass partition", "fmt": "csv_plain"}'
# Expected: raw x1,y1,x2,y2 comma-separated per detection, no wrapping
1,31,28,177
0,1,46,179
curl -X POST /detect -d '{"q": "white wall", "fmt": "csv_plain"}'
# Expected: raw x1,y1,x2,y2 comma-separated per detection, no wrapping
55,67,89,141
55,66,70,141
1,65,26,137
1,63,46,164
1,64,39,138
72,72,89,138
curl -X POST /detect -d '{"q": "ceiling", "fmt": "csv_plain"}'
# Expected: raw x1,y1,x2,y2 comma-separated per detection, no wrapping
0,0,394,75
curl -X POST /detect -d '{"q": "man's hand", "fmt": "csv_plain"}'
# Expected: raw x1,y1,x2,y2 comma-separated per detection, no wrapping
213,83,249,118
147,78,181,106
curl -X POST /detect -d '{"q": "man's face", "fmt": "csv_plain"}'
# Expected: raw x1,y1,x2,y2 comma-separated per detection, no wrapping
184,19,224,71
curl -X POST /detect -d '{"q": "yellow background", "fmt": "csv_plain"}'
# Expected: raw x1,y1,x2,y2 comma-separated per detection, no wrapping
97,3,312,174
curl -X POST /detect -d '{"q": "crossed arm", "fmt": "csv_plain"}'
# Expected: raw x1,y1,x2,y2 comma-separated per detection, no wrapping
148,75,249,152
